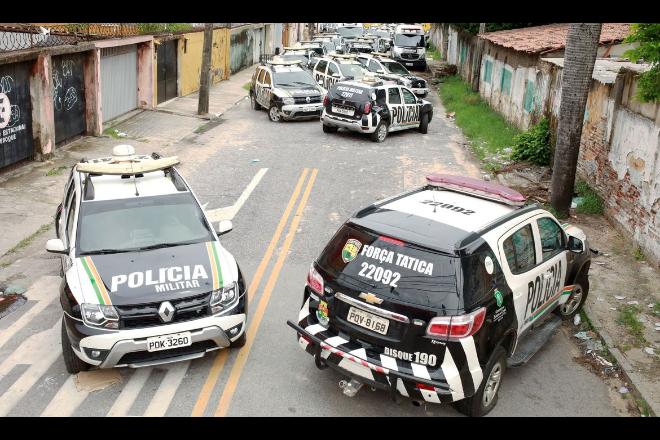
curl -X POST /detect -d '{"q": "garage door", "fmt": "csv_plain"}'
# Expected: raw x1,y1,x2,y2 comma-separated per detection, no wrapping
101,45,137,122
156,40,177,104
0,61,33,168
52,53,86,144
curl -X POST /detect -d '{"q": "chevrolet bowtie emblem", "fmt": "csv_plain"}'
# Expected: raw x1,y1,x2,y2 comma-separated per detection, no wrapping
359,292,383,305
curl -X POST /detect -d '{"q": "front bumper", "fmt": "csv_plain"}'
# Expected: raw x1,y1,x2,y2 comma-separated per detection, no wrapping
280,102,324,119
321,111,376,134
66,313,246,368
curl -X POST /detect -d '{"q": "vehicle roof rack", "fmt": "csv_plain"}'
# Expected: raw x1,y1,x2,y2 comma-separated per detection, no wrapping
425,174,526,206
282,46,307,51
370,52,392,58
265,59,304,66
328,53,358,59
77,156,180,176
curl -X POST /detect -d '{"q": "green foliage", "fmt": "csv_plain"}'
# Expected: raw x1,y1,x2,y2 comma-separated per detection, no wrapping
137,23,193,35
633,246,645,261
617,305,646,346
438,76,520,159
46,165,68,176
242,82,251,91
511,118,551,165
624,23,660,103
451,23,551,35
427,42,441,60
574,180,604,215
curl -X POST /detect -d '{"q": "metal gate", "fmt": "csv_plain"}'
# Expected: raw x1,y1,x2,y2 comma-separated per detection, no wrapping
0,61,33,168
101,45,137,122
52,53,86,144
156,40,177,104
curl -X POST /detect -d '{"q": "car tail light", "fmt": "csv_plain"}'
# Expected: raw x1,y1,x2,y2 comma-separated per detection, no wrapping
307,264,324,296
323,95,329,106
364,102,372,114
417,383,435,391
426,307,486,341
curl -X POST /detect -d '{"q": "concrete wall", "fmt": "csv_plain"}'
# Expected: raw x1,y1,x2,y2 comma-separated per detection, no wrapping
178,27,231,97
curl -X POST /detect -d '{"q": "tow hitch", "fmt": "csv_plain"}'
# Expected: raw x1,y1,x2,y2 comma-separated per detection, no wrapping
339,379,364,397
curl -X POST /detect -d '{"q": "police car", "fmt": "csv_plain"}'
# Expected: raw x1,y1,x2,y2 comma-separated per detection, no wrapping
249,59,326,122
356,52,429,97
346,38,376,54
321,76,433,142
47,145,248,374
287,174,591,416
312,54,369,90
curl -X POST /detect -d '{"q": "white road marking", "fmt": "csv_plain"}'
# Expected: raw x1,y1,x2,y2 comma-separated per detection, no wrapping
106,368,151,417
0,276,60,351
205,168,268,222
0,320,60,416
41,375,88,417
143,362,189,417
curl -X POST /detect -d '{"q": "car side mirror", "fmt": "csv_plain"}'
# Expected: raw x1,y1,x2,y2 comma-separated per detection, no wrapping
567,236,584,253
262,83,271,89
216,220,233,236
46,238,68,255
417,98,423,104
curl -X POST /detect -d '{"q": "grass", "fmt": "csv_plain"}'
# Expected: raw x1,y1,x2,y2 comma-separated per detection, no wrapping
103,127,127,139
438,76,520,161
242,82,251,91
637,398,652,417
2,223,51,258
574,180,604,215
633,246,645,261
617,305,646,346
46,165,68,176
426,42,441,61
653,301,660,317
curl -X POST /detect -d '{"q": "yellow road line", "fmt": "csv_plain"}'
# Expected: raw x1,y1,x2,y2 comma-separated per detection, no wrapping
190,168,309,417
214,168,318,417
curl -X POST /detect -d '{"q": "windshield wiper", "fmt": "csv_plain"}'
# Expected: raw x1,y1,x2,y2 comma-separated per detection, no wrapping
80,248,134,255
135,239,202,252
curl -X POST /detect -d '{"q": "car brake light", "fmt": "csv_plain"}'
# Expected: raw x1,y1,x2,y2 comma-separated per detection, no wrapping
426,307,486,341
323,95,329,106
307,264,324,296
364,102,372,114
417,383,435,391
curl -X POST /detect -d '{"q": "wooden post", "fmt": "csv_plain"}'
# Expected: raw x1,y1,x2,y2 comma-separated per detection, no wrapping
198,23,213,115
470,23,486,92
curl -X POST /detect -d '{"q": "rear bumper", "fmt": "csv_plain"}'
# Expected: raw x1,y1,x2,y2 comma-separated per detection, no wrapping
321,111,376,134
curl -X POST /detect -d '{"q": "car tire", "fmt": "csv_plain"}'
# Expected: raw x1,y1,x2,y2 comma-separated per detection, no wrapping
370,121,388,143
250,93,260,111
554,268,590,320
230,331,247,348
454,345,506,417
419,112,429,134
322,124,338,133
61,317,91,375
268,105,282,122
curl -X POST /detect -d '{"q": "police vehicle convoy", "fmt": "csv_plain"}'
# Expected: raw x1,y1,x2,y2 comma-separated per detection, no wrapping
249,59,326,122
356,52,429,97
287,174,592,416
47,145,248,374
391,24,427,70
321,76,433,142
336,23,365,51
312,54,369,90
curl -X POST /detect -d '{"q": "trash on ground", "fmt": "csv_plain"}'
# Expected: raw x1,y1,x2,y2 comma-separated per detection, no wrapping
644,347,655,355
4,285,26,295
595,261,607,266
618,386,629,394
626,300,639,305
573,314,581,326
610,307,617,311
585,339,604,352
597,296,604,301
574,331,591,341
649,303,655,309
571,197,584,209
251,159,260,163
614,295,626,300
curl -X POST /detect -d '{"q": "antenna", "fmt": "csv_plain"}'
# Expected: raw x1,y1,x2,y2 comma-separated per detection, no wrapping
431,189,437,213
130,159,139,197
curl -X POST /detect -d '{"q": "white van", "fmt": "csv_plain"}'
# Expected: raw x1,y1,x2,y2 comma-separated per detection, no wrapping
391,24,427,70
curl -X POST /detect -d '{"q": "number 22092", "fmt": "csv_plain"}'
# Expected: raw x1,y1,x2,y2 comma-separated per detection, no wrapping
358,262,401,287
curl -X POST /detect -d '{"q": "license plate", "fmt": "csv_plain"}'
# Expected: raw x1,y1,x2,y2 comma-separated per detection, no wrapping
146,331,192,352
405,63,413,66
347,306,389,335
332,105,355,116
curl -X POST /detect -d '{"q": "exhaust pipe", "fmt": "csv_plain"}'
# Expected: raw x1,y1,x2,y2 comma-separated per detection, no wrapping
339,379,364,397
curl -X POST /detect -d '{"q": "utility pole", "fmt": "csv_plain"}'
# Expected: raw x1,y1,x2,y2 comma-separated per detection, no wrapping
470,23,486,91
197,23,214,115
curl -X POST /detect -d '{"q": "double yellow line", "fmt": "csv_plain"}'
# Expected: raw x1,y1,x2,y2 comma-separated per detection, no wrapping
192,167,318,417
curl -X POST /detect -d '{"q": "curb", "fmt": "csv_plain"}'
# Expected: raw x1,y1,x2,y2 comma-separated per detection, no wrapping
584,303,658,416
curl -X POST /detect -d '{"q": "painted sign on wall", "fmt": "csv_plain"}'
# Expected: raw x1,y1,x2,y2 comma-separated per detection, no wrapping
52,53,86,144
0,61,33,168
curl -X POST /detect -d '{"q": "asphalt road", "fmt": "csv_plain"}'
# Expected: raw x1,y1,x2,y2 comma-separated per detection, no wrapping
0,83,623,417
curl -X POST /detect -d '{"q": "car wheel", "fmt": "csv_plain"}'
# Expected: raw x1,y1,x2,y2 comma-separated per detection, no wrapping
454,345,506,417
61,317,91,375
230,331,247,348
370,121,388,143
250,93,261,111
419,112,429,134
268,105,282,122
554,268,590,320
322,124,338,133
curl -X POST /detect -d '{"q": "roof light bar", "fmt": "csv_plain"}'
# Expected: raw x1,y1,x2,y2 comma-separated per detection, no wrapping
426,174,526,206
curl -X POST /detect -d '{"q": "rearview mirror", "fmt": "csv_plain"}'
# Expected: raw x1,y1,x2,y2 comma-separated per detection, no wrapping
567,236,584,253
216,220,233,236
46,238,68,255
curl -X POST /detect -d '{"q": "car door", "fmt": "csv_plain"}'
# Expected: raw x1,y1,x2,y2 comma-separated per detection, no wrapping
261,69,273,107
326,61,342,88
62,187,78,273
314,59,328,89
386,86,404,130
400,86,421,128
254,67,267,107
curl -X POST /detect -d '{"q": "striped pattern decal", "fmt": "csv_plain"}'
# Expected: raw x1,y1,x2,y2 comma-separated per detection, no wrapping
80,257,111,305
206,242,223,290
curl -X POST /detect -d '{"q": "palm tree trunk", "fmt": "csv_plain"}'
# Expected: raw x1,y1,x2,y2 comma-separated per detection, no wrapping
550,23,602,217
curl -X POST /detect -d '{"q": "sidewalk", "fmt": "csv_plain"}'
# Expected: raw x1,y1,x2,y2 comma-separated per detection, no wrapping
0,66,253,261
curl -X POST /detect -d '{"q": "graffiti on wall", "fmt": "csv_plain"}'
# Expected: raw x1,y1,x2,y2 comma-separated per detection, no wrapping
52,54,86,144
0,75,27,144
52,60,80,112
0,61,33,168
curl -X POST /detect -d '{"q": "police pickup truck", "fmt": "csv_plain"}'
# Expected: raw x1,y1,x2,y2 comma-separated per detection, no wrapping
321,76,433,142
356,52,429,97
287,174,591,416
250,59,326,122
47,145,248,374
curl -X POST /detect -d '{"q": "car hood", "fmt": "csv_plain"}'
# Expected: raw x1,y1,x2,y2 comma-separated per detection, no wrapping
73,241,237,306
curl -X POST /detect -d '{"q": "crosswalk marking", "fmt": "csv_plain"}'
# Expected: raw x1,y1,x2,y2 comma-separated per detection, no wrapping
143,362,189,416
41,375,88,417
106,368,151,417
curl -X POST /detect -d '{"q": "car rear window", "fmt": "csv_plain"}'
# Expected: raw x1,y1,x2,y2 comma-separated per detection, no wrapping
330,84,372,102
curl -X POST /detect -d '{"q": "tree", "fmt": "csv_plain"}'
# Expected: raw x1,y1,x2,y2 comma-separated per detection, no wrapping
470,23,486,91
197,23,214,115
550,23,602,217
624,23,660,103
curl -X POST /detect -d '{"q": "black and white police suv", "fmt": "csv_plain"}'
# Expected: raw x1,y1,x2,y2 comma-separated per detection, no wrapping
287,174,591,416
47,145,248,374
356,52,429,97
249,59,326,122
312,54,369,90
321,77,433,142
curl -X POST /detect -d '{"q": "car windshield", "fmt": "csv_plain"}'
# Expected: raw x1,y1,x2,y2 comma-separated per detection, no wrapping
338,63,367,79
77,193,214,255
394,33,425,47
338,27,363,38
382,61,410,75
273,71,317,87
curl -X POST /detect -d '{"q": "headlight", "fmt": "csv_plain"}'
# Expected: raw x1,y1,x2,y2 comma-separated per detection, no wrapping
282,97,295,105
210,281,239,315
81,303,119,329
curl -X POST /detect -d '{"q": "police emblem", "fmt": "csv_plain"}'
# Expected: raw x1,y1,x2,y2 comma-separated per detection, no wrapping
341,239,362,263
